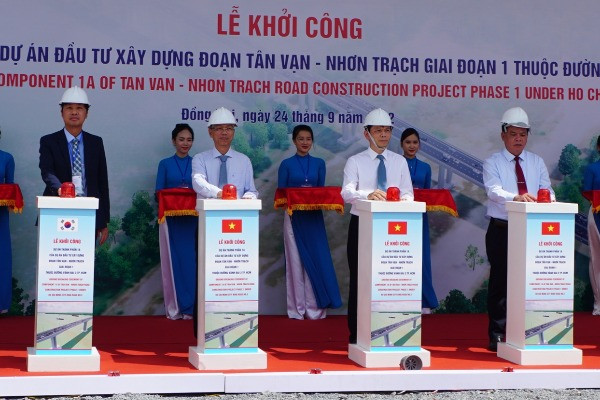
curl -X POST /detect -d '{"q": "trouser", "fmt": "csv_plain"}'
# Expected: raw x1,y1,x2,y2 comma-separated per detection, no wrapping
283,213,325,320
485,217,508,340
347,214,359,343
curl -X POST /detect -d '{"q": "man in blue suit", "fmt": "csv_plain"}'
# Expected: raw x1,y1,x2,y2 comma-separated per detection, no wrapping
39,86,110,245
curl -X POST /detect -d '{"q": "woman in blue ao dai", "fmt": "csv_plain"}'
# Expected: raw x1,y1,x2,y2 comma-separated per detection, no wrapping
155,124,197,319
0,129,15,313
277,125,342,319
583,136,600,315
400,128,439,313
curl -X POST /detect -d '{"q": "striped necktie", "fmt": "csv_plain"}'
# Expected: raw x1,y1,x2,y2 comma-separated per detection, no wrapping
72,138,82,175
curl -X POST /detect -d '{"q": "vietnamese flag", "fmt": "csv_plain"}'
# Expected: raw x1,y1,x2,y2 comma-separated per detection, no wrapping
541,222,560,235
388,221,407,235
222,219,242,233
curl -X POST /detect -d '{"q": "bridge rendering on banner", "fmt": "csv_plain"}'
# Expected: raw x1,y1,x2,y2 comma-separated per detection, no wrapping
314,93,588,245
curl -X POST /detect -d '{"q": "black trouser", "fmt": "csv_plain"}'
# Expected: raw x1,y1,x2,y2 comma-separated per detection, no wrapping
485,217,508,341
347,214,359,343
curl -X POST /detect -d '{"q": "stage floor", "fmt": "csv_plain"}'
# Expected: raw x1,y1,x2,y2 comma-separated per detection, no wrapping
1,313,599,396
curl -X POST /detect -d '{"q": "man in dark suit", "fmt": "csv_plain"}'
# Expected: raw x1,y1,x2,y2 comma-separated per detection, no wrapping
39,86,110,245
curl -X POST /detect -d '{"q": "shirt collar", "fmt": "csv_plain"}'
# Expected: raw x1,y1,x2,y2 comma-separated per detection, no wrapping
367,147,388,160
63,129,83,143
211,147,232,158
502,148,525,162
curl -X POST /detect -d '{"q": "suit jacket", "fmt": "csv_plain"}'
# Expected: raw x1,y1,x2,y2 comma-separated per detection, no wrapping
39,129,110,230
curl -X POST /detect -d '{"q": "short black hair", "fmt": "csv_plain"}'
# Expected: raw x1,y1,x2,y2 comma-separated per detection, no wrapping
292,124,313,141
60,103,90,111
401,127,420,144
172,123,194,140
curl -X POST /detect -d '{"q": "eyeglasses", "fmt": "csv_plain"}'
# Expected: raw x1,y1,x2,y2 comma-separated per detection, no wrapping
370,127,392,136
210,126,235,134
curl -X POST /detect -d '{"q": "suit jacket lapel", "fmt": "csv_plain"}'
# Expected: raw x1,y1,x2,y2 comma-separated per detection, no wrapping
57,130,71,171
81,131,92,170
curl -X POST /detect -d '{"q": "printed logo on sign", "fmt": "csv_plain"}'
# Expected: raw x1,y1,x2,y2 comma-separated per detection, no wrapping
58,218,78,232
388,221,407,235
222,219,242,233
541,222,560,235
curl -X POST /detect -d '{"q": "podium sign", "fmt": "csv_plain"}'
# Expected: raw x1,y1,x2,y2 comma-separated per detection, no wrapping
498,201,582,365
348,200,431,368
189,199,267,370
28,196,99,372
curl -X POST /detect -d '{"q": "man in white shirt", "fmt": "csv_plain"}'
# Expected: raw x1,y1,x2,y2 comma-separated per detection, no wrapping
192,107,258,200
190,107,258,337
483,106,555,351
341,108,414,344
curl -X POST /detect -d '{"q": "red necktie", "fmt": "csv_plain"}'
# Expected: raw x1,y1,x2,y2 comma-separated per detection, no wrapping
514,156,527,195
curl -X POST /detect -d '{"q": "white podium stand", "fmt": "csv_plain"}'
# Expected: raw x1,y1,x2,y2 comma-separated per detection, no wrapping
189,199,267,370
348,200,431,368
28,196,100,372
498,201,582,365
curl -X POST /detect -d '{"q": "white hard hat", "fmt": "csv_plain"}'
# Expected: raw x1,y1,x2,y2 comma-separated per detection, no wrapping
60,86,90,105
501,107,529,130
208,107,237,127
363,108,392,128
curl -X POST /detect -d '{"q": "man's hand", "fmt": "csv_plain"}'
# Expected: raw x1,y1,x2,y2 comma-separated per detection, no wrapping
216,190,223,199
514,193,537,202
367,189,387,201
97,227,109,245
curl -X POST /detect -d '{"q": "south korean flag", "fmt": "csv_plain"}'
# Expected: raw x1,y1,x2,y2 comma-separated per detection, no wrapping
58,218,78,232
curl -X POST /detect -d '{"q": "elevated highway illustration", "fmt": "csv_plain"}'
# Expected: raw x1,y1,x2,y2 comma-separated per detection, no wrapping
314,94,588,245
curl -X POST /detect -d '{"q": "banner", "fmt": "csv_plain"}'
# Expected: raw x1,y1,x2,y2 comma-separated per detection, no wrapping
1,1,598,315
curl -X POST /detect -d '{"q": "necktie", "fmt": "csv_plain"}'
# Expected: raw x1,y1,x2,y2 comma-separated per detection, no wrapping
218,155,229,188
376,154,387,190
514,156,527,195
72,138,82,175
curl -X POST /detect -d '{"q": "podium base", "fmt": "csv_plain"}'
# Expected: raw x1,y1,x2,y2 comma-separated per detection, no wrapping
27,347,100,372
497,343,582,365
189,346,267,370
348,344,431,368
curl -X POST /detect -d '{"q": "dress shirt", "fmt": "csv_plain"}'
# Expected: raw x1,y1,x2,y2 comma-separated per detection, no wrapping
64,129,86,196
341,147,414,215
483,148,554,220
192,147,258,199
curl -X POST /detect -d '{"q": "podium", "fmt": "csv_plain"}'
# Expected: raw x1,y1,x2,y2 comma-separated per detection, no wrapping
28,196,100,372
189,199,267,370
498,201,582,365
348,200,431,368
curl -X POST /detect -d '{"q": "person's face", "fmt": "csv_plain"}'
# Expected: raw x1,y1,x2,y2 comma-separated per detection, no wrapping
401,133,420,159
293,130,313,156
365,125,392,152
501,125,528,156
209,124,235,151
173,129,193,157
61,103,88,134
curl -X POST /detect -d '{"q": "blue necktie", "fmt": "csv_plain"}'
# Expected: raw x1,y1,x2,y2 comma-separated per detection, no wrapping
218,155,229,188
376,154,386,190
72,138,82,175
